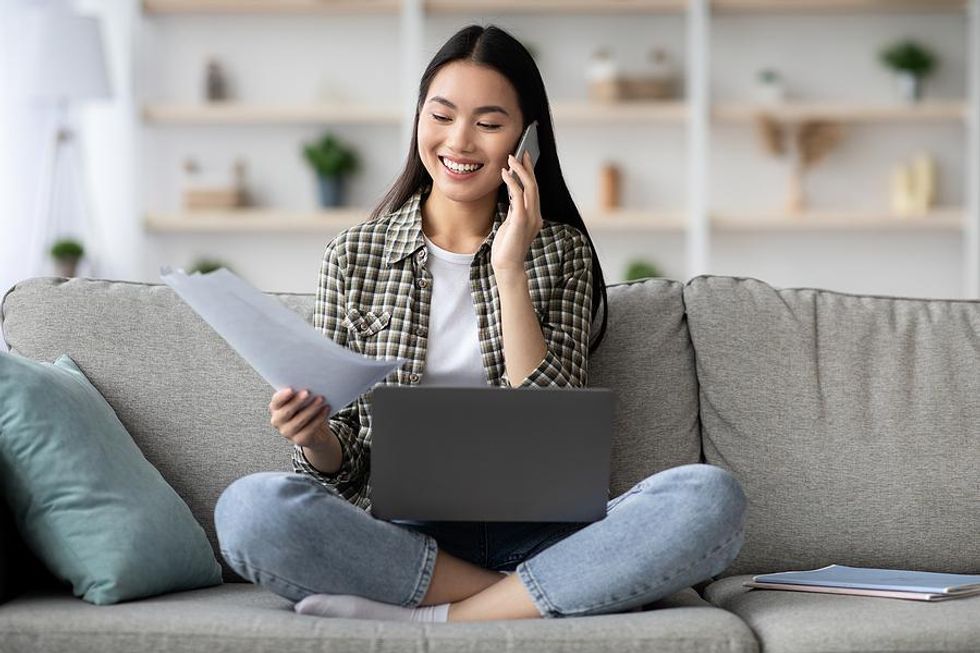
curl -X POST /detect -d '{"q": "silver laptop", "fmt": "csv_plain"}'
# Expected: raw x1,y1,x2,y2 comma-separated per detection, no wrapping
369,385,614,522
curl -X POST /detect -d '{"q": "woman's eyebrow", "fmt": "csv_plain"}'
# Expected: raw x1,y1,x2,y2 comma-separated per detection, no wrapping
428,96,510,117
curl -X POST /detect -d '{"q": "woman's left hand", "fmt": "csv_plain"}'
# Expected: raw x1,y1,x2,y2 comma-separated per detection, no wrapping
492,151,543,278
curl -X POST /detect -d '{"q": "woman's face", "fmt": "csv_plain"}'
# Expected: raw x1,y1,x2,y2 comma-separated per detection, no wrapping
417,61,524,206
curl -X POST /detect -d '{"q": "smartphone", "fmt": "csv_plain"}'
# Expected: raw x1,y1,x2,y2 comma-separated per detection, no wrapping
510,120,540,191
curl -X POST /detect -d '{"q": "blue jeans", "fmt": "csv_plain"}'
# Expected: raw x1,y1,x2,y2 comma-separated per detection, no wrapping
214,463,747,618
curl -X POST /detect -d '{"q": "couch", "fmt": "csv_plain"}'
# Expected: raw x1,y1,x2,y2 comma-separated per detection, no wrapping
1,273,978,653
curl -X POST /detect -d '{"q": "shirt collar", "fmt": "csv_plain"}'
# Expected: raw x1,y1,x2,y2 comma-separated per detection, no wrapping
383,184,509,266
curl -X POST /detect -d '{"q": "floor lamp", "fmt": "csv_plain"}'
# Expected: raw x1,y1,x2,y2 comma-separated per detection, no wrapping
28,2,111,279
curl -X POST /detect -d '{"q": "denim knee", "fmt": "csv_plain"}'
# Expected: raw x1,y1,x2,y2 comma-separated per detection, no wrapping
648,464,748,537
214,471,294,559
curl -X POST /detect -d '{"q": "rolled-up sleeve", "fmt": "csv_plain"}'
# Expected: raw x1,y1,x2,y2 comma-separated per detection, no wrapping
506,226,594,389
291,236,368,493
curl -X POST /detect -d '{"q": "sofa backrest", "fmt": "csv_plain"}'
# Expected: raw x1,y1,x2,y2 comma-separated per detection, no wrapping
1,275,701,585
684,275,980,577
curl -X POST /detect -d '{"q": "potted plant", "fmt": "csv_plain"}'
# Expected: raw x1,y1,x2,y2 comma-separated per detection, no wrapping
879,40,937,103
302,133,360,207
188,258,233,275
624,260,662,281
50,238,84,278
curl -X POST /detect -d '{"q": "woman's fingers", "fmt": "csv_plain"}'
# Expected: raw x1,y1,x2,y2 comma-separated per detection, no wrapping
281,396,329,437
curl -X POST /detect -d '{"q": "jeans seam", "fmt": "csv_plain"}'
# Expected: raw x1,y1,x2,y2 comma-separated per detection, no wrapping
220,549,319,599
516,560,560,618
403,533,438,608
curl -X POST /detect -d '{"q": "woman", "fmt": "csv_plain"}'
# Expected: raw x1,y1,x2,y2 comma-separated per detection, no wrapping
214,24,747,623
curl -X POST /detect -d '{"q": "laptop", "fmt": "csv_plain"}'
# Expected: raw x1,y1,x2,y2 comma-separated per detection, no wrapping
368,385,614,522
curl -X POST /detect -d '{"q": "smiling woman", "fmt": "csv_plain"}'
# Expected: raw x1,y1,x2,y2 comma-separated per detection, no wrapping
214,23,747,629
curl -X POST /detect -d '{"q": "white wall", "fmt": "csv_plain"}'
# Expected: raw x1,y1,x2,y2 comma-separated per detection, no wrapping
74,2,972,296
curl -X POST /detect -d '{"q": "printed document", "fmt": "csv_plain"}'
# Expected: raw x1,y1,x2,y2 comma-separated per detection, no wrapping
160,266,406,417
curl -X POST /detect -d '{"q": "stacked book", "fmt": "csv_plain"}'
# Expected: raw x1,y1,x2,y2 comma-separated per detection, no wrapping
745,565,980,602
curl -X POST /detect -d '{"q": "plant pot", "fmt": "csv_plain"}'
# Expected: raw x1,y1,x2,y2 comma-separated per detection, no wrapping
54,257,80,278
317,175,345,208
897,72,924,103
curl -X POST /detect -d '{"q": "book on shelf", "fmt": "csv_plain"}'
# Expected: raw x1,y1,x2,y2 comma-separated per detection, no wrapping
744,564,980,602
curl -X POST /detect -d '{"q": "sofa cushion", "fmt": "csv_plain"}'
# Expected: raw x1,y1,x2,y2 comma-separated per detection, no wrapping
705,575,980,652
0,583,759,653
1,276,703,584
594,279,703,496
683,275,980,577
0,351,223,604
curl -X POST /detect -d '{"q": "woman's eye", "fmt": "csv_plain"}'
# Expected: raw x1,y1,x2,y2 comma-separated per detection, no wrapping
431,114,450,122
479,123,501,130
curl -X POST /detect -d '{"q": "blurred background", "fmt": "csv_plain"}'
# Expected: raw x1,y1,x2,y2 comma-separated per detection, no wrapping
1,0,977,310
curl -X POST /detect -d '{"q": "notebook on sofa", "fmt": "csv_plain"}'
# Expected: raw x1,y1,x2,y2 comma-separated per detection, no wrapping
744,564,980,601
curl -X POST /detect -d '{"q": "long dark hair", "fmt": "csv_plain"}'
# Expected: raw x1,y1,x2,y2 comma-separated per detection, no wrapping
369,24,608,355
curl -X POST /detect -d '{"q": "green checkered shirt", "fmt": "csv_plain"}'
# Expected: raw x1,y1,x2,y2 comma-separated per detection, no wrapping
292,184,595,512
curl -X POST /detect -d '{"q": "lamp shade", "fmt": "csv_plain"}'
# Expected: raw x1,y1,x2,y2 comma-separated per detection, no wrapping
28,3,111,103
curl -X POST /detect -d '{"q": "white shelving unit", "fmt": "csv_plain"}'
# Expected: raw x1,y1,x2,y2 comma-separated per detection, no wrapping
140,0,980,296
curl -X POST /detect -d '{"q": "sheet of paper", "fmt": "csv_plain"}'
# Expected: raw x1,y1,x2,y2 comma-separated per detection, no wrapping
160,265,406,417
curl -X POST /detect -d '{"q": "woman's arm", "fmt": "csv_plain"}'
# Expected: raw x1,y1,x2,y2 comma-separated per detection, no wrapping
499,226,594,388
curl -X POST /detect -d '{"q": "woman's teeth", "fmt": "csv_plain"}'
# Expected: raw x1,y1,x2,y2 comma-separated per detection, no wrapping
441,157,483,174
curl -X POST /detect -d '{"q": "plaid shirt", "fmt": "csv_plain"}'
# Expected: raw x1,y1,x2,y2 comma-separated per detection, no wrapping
292,184,594,513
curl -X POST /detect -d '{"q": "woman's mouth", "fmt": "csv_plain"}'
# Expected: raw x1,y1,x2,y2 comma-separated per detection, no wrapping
439,156,484,180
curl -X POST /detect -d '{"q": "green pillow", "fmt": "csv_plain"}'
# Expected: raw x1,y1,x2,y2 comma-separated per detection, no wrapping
0,352,222,604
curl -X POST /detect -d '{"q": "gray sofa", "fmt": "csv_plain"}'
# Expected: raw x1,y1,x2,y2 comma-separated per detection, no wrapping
1,273,978,653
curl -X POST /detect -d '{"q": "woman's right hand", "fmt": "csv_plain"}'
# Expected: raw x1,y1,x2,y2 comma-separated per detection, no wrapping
269,387,334,450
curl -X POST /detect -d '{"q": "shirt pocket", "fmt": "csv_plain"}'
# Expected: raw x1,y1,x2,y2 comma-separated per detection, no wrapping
342,308,392,349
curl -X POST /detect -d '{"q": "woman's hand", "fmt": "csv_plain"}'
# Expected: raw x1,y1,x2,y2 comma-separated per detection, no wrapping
269,387,334,450
492,151,543,278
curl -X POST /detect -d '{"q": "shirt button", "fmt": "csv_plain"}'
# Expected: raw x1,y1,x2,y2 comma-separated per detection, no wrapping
417,278,428,289
409,373,420,383
415,326,427,337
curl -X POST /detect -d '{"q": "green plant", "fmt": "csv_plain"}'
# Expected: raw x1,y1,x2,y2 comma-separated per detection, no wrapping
302,133,359,178
624,260,662,281
50,238,84,260
187,258,231,275
880,40,937,77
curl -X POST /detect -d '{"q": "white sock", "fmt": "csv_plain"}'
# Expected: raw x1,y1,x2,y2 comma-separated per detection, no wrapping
294,594,450,623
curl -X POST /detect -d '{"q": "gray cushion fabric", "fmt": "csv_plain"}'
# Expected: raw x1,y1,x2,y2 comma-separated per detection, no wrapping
704,575,980,653
596,279,703,496
1,276,702,585
683,276,980,577
0,584,758,653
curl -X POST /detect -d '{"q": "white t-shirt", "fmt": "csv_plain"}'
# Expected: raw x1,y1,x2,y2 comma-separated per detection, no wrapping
417,232,488,387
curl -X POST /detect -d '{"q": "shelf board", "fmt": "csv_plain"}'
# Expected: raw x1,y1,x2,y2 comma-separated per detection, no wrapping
426,0,686,13
715,101,967,123
713,0,965,13
583,209,686,231
143,0,401,14
145,209,368,232
554,101,687,124
142,103,403,125
712,208,964,231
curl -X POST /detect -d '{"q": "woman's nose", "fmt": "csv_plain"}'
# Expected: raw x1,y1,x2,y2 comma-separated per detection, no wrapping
446,122,474,153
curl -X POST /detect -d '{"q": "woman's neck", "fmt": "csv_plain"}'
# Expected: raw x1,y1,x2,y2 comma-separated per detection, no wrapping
421,187,497,253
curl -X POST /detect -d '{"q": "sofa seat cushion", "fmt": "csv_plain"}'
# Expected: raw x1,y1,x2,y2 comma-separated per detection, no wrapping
0,583,759,653
683,276,980,577
704,575,980,653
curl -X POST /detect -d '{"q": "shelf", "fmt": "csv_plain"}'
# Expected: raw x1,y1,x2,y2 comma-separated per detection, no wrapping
142,103,403,125
715,101,968,123
554,101,687,124
142,0,401,14
426,0,685,13
145,209,368,232
713,0,964,13
712,208,964,231
145,209,963,233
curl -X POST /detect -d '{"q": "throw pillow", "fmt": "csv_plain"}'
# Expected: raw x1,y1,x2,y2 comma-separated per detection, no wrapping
0,351,222,604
